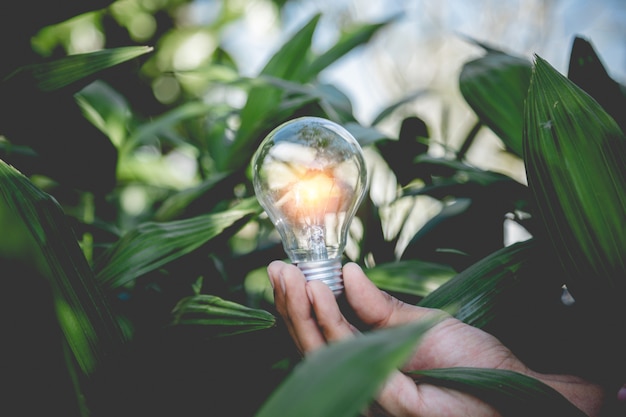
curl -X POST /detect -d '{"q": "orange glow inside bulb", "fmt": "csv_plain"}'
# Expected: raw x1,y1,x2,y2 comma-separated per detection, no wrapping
294,172,337,207
279,170,343,224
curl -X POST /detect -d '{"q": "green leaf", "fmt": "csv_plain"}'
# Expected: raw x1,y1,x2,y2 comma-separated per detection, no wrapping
344,122,389,147
524,55,626,300
419,240,546,328
411,368,587,417
170,294,276,337
222,15,321,171
405,155,528,199
124,100,214,152
567,36,626,133
0,159,125,375
94,198,262,289
371,89,430,126
75,80,133,148
366,260,455,297
154,172,231,221
257,76,353,120
304,15,399,80
261,14,321,82
460,49,531,157
254,316,444,417
4,46,153,93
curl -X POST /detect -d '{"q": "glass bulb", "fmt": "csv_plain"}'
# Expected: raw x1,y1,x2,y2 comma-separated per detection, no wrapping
252,117,368,296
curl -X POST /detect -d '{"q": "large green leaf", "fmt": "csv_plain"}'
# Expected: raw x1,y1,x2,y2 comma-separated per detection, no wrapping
3,46,153,93
170,294,276,337
524,55,626,300
460,47,531,157
254,316,443,417
94,197,261,289
411,368,587,417
0,159,125,376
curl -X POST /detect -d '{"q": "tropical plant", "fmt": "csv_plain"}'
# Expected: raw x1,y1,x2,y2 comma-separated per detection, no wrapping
1,2,624,417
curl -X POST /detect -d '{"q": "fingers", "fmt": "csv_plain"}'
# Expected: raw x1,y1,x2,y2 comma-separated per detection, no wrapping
268,260,446,358
307,279,359,341
267,261,326,354
342,262,444,329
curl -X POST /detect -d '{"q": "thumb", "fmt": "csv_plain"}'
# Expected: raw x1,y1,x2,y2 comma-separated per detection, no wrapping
342,262,442,329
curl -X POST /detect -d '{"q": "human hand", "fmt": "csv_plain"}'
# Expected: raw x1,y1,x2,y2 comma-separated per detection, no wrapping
267,260,605,417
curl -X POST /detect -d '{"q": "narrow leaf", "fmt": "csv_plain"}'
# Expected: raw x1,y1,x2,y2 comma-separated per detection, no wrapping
411,368,587,417
124,100,214,151
94,198,261,289
170,294,276,337
366,260,455,297
371,89,430,126
154,172,230,221
305,15,399,79
404,155,528,199
419,240,548,328
4,46,153,93
344,122,389,147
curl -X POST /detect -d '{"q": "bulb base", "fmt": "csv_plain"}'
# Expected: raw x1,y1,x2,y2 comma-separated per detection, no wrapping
296,258,343,296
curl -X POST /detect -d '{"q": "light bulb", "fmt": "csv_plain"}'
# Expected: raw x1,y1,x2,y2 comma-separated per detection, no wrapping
252,117,368,296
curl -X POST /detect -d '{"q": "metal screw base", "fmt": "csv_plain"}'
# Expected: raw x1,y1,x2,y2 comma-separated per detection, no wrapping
296,258,343,296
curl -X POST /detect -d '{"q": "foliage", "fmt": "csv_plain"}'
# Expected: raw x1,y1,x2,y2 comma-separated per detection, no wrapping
1,1,624,416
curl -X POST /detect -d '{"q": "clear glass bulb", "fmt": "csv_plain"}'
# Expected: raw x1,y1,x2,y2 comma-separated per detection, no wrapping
252,117,368,296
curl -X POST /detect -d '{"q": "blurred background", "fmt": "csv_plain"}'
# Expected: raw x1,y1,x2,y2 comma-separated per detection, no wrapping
28,0,626,171
17,0,625,250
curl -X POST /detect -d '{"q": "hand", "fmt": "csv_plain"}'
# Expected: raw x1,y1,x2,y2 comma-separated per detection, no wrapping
267,260,606,417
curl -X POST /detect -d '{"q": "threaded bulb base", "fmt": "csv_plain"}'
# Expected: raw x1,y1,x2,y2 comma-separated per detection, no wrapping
296,258,343,296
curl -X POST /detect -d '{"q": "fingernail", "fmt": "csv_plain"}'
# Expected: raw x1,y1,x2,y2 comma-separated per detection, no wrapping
279,273,286,294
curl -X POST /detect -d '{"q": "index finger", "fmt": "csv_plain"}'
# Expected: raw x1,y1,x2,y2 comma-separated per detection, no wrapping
267,261,326,354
